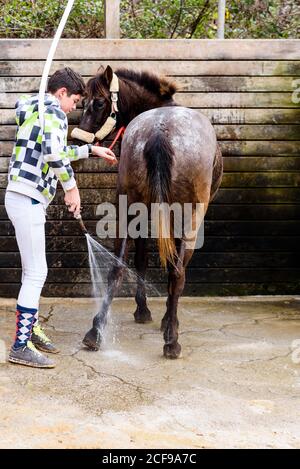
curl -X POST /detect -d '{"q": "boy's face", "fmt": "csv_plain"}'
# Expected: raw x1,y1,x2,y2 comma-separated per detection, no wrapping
54,87,81,114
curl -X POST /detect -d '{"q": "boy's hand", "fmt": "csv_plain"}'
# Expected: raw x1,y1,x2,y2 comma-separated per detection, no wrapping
92,146,117,165
64,185,81,217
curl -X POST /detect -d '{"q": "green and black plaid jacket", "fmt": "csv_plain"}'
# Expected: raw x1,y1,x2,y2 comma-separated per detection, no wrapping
7,93,89,205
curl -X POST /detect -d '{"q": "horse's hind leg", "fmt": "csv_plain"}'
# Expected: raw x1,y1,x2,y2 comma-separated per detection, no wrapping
160,239,185,333
133,237,152,323
82,236,128,351
162,240,194,359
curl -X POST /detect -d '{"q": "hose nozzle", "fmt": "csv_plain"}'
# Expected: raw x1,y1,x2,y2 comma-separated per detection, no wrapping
74,213,88,234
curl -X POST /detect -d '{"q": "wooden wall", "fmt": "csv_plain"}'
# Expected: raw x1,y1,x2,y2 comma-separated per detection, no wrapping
0,39,299,297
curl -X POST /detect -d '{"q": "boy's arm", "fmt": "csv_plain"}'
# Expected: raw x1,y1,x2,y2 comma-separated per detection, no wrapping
42,108,79,191
65,143,90,162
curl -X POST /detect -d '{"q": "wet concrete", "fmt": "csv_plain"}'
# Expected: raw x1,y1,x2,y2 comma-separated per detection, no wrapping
0,296,300,449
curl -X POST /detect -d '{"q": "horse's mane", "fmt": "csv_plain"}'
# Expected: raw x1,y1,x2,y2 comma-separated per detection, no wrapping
115,68,178,99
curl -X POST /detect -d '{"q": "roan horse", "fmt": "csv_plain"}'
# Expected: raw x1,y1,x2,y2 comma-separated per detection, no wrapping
78,65,223,358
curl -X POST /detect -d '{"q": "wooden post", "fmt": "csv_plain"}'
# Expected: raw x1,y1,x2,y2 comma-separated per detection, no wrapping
217,0,226,39
104,0,120,39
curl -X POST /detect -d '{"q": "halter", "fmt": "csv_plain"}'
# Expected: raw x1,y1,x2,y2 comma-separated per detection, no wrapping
71,72,125,149
95,72,119,141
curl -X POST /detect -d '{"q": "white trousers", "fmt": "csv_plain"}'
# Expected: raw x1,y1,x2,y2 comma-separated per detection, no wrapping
5,191,48,310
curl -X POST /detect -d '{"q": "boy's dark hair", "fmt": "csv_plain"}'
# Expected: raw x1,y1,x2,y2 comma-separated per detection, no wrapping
47,67,85,96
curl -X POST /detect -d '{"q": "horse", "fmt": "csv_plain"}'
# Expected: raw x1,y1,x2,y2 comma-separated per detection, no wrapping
78,65,223,359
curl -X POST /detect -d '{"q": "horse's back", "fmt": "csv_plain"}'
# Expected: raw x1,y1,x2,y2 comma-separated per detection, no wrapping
119,106,218,205
123,107,216,159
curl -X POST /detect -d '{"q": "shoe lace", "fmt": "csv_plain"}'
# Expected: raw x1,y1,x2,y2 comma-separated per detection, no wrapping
33,323,50,344
27,340,42,356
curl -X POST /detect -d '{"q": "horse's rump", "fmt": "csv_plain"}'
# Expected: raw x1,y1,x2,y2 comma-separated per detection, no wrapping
119,107,217,205
118,106,219,267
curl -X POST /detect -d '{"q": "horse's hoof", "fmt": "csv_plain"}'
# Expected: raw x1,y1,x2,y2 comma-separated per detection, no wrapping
163,342,182,359
82,327,101,351
134,307,153,324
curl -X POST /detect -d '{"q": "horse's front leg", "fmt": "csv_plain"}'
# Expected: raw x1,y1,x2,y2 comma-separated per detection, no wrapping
162,241,194,359
133,237,152,323
82,236,128,351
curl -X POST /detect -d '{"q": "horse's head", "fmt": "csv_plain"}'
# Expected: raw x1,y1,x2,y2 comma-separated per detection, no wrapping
79,65,116,138
73,65,178,144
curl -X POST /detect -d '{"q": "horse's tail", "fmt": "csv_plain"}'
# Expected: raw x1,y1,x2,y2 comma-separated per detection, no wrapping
143,131,176,269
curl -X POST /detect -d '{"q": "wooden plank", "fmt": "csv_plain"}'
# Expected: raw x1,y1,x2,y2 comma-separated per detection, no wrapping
2,171,299,189
44,204,300,221
221,172,300,188
223,157,300,172
3,123,300,142
175,76,296,92
0,156,10,171
206,204,300,220
1,39,300,60
1,156,300,173
203,109,300,125
0,93,35,109
213,188,300,204
176,93,299,108
0,173,117,188
0,127,16,140
71,124,300,142
104,0,120,39
1,60,300,77
0,188,117,204
2,203,299,221
0,141,119,157
1,219,299,236
200,237,300,253
0,155,120,172
2,108,300,125
1,187,299,205
236,174,300,190
214,124,300,141
220,141,300,156
1,76,296,93
1,251,298,269
2,140,300,158
0,282,298,297
1,235,299,253
2,91,299,109
1,266,299,284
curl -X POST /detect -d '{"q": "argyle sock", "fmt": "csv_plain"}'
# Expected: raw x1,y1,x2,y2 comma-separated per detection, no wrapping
32,310,39,328
13,304,37,349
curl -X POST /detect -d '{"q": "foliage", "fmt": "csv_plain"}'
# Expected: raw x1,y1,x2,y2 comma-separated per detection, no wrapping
225,0,300,39
0,0,299,39
0,0,104,38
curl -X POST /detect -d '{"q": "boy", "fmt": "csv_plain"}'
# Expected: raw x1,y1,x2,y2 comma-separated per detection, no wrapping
5,67,116,368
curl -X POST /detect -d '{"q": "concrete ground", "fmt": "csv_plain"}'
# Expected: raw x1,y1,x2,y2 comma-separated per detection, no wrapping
0,296,300,449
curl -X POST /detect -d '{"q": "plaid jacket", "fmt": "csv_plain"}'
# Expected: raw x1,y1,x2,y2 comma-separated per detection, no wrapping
7,93,89,205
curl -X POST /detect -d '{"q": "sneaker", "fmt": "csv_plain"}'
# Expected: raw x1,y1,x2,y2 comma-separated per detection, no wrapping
8,341,55,368
31,323,60,354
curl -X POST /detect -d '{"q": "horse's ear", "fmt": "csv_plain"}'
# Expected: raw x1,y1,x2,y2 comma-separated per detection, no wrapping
104,65,114,85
